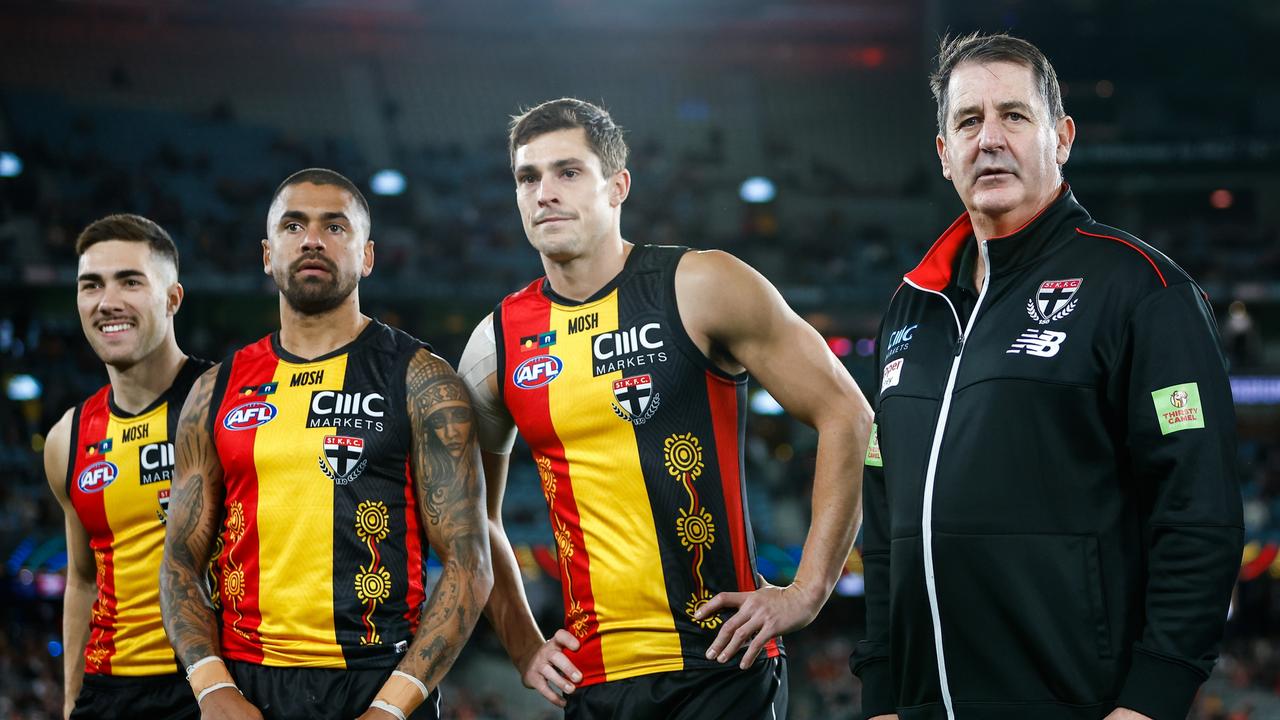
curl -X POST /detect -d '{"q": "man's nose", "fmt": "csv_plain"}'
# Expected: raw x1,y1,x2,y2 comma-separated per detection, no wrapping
978,115,1006,152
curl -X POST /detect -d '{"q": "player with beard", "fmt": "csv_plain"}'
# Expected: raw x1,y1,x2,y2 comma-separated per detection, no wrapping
159,168,492,720
45,214,210,719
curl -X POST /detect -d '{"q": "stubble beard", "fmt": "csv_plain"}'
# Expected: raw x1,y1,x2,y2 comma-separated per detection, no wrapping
278,270,358,315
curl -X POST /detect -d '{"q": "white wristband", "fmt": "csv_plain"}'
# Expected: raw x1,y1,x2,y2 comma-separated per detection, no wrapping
391,670,429,700
184,655,224,679
196,682,240,705
369,699,408,720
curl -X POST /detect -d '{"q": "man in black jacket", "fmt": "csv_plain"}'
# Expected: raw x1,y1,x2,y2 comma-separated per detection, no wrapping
850,32,1242,720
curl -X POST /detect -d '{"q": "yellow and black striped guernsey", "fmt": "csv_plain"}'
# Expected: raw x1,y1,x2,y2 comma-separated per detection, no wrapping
495,244,781,687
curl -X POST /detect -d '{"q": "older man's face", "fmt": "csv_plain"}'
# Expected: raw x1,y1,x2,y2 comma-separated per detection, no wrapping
936,60,1074,232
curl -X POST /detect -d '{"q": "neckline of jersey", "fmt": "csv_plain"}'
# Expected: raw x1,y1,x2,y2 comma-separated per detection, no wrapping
540,243,646,308
270,318,382,365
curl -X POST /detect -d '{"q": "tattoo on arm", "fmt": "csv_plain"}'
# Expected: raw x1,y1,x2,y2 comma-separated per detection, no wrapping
396,350,493,690
159,367,226,666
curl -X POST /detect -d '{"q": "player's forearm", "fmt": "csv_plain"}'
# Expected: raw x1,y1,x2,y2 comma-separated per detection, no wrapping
483,519,546,665
793,412,868,602
395,533,493,691
159,477,222,665
61,577,94,713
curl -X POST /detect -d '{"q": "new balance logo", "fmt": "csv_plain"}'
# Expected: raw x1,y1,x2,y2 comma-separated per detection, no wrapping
1007,329,1067,357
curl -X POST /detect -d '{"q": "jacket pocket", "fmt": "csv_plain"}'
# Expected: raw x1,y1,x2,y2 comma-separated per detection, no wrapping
928,532,1115,706
1083,535,1113,659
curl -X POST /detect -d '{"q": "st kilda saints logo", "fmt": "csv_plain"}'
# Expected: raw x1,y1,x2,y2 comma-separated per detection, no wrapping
156,488,170,524
318,435,368,485
1027,278,1082,325
611,374,661,425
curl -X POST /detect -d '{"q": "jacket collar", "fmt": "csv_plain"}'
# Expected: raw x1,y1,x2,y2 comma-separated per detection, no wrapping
904,184,1090,292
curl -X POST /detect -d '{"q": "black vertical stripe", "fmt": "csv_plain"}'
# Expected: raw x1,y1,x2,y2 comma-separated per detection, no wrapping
615,246,753,666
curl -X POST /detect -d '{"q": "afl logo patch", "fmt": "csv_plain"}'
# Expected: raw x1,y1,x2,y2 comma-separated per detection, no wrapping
513,355,563,389
77,460,118,493
223,401,278,431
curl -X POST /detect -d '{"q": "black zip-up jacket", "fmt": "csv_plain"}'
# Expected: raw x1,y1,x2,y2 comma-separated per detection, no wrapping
850,188,1243,720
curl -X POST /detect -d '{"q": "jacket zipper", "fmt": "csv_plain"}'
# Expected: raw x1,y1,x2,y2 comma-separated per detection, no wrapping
902,240,991,720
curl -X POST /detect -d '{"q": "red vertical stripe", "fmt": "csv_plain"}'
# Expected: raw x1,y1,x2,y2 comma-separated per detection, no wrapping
403,459,425,632
706,374,780,659
705,375,752,592
75,391,119,674
500,290,606,682
216,344,277,663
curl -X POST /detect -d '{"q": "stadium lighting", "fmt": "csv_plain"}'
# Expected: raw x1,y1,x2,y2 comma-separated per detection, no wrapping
0,151,22,178
749,389,785,415
6,374,42,401
370,169,406,196
739,176,776,204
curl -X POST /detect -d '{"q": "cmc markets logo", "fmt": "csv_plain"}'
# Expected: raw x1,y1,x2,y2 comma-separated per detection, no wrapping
77,460,119,493
306,391,387,431
513,355,563,389
223,401,278,431
592,323,667,376
138,442,176,485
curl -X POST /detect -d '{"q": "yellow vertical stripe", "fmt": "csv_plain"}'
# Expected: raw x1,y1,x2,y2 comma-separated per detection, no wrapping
546,296,681,680
252,356,349,666
102,406,175,674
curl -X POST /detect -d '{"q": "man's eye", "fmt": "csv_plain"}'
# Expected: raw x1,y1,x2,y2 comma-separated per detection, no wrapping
328,224,345,234
285,222,303,232
959,117,978,129
563,169,579,178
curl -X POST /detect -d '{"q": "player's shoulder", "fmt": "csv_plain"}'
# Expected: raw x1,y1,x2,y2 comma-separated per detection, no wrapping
1072,219,1197,292
46,405,77,446
675,247,756,282
43,406,77,493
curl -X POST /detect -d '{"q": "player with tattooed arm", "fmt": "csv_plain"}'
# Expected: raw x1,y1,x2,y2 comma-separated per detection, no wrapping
159,168,493,720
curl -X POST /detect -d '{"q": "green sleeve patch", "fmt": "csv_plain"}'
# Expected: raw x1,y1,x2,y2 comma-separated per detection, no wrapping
1151,382,1205,435
865,423,883,467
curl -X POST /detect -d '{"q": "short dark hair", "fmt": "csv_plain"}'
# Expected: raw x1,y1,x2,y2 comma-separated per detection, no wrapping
509,98,628,178
270,168,371,233
75,213,179,275
929,32,1065,135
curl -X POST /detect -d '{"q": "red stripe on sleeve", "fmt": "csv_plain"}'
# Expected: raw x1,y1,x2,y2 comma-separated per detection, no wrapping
1075,228,1169,287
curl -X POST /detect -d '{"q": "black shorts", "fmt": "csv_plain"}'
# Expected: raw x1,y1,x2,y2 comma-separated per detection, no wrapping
226,661,442,720
566,656,788,720
70,672,199,720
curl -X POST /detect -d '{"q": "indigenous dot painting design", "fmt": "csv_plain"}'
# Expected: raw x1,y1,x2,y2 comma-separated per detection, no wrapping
85,549,111,672
354,501,392,645
222,500,255,643
537,453,589,639
664,432,721,630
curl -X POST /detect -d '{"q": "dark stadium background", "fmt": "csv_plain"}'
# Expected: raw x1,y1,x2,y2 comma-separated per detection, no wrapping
1,1,1277,717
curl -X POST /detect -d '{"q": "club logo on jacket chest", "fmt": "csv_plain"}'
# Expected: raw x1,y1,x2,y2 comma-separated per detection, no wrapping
1027,278,1083,325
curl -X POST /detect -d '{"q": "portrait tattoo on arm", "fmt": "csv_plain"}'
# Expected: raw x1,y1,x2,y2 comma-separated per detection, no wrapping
159,367,226,666
395,349,492,692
